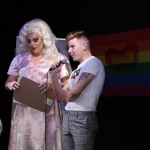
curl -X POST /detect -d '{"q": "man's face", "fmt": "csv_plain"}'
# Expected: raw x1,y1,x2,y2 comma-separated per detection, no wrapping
68,38,84,62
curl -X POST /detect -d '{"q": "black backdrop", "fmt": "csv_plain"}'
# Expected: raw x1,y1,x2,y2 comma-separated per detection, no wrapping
0,1,150,149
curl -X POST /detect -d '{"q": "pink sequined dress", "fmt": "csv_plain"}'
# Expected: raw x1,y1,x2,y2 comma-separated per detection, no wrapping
7,52,70,150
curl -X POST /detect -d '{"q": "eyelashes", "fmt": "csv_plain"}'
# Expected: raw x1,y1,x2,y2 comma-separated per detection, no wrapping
27,37,39,43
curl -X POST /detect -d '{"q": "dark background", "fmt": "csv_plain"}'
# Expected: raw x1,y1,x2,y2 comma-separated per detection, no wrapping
0,1,150,149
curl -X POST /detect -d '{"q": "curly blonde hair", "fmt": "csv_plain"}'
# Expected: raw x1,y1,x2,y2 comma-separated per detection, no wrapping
15,18,61,62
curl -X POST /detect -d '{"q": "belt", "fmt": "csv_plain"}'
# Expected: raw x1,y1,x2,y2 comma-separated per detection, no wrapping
64,110,96,116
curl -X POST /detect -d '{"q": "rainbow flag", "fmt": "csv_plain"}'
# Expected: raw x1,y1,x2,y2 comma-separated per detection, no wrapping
90,28,150,96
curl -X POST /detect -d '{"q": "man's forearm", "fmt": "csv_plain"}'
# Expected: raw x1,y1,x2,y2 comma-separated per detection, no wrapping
50,72,66,101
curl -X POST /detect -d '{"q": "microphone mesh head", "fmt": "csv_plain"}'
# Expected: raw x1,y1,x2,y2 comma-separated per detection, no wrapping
60,58,69,64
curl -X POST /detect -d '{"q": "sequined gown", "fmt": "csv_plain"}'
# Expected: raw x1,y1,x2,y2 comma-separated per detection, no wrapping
7,52,69,150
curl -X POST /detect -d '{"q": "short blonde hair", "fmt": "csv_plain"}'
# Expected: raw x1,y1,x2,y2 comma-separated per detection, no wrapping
66,30,90,48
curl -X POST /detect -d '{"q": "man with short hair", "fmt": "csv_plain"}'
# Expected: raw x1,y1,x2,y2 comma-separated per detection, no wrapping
50,30,105,150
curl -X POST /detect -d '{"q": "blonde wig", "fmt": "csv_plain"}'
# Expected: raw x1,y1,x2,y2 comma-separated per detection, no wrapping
15,18,60,62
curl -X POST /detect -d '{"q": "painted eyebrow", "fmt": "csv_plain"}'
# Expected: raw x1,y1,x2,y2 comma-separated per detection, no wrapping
27,37,39,42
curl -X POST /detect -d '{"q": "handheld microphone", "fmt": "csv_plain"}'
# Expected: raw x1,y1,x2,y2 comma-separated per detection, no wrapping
49,58,69,71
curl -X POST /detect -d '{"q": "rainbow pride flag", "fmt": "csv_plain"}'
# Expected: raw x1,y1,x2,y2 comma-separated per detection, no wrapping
90,28,150,96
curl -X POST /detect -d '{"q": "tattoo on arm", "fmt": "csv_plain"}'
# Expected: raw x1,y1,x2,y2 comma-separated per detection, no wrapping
77,72,90,83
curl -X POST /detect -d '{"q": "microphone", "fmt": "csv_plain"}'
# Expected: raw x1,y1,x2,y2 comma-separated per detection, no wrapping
49,58,69,71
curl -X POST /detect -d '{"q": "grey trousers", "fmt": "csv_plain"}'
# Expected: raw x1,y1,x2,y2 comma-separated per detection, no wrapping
62,110,99,150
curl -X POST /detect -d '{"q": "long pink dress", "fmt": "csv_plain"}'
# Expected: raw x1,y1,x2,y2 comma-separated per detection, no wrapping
7,52,70,150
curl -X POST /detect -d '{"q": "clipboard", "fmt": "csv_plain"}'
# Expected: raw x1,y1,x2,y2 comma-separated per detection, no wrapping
13,77,55,113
